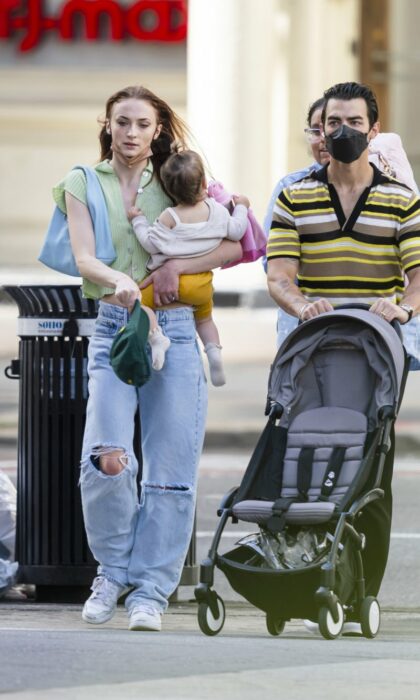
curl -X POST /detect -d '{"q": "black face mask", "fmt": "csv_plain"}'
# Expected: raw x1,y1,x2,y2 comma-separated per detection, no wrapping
325,124,369,163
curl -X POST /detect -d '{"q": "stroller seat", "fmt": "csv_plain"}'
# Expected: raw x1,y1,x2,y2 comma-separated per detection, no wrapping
232,499,336,525
232,405,368,526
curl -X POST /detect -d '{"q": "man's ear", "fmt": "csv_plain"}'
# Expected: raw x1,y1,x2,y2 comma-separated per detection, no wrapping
368,121,380,141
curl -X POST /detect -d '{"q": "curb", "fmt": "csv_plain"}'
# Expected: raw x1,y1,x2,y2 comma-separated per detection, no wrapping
205,431,420,454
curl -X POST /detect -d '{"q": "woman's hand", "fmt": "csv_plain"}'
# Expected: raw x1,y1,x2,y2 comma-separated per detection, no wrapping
139,260,180,306
115,277,141,310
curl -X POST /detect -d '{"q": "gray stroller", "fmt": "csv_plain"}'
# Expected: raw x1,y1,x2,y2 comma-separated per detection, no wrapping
195,307,408,639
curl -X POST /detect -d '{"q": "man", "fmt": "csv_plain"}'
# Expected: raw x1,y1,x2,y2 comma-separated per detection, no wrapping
266,82,420,607
265,95,420,351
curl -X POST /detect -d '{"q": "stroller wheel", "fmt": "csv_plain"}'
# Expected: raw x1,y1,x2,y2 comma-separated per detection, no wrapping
197,595,225,636
359,597,381,638
266,614,286,636
318,602,344,640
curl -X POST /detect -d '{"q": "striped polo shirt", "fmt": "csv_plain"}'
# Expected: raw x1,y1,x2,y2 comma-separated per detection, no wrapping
267,164,420,305
53,160,173,299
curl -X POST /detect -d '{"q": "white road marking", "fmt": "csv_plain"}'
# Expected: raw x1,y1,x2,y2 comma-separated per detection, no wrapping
196,531,420,539
197,531,256,538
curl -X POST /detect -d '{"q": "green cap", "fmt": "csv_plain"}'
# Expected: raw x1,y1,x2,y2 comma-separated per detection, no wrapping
110,300,151,387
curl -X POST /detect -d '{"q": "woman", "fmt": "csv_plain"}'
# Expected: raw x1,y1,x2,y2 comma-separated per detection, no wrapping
56,86,241,631
263,97,329,237
263,97,328,347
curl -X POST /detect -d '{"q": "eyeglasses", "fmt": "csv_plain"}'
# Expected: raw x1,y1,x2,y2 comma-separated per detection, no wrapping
304,127,324,143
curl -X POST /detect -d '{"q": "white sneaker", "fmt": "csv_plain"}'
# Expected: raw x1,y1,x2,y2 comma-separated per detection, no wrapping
82,576,129,625
303,618,362,636
128,605,162,631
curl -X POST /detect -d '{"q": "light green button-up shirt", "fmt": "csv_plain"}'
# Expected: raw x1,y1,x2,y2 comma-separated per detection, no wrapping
53,160,173,299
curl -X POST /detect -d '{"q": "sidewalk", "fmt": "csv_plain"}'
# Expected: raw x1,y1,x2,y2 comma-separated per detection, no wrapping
3,598,420,633
1,601,420,699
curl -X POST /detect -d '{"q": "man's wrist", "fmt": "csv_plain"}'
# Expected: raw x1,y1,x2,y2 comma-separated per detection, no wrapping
399,303,414,323
297,301,311,320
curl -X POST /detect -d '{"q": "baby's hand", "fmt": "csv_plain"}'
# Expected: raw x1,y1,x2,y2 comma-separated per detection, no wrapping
127,206,143,221
232,194,250,208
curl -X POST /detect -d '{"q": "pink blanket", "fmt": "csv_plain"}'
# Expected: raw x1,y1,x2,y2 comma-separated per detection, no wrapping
207,180,266,268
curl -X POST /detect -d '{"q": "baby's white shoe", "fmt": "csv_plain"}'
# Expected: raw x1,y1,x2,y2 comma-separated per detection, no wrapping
148,327,171,370
204,343,226,387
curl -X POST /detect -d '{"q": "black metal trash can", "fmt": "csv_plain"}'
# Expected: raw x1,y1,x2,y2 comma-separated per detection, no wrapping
4,284,197,602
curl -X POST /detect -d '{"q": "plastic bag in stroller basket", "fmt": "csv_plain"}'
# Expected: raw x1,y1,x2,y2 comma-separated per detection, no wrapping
217,526,357,620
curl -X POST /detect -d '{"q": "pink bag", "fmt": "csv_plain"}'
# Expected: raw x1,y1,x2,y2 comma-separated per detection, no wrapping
207,180,266,268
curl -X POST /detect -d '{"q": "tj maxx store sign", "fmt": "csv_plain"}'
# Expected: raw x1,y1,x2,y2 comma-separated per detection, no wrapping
0,0,187,52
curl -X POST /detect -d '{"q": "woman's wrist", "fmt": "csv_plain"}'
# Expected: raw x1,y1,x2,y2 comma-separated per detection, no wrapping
163,258,183,275
113,272,137,289
113,274,126,287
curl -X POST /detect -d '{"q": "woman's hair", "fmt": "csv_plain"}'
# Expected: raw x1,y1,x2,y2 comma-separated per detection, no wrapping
307,97,325,126
98,85,190,188
160,150,205,206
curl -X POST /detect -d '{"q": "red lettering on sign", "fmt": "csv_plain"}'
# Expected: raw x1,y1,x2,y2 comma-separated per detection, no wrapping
60,0,124,41
0,0,21,38
126,1,186,42
0,0,187,52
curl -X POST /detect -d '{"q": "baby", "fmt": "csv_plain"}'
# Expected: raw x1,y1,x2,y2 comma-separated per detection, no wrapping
128,150,250,386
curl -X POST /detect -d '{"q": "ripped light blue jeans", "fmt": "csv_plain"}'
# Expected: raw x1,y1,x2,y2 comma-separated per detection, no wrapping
80,302,207,613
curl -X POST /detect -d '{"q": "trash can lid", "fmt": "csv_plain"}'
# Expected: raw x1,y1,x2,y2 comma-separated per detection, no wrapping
2,285,98,318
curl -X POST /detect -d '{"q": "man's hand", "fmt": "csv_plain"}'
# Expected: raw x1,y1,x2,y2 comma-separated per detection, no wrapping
139,260,180,306
369,299,409,324
299,298,334,321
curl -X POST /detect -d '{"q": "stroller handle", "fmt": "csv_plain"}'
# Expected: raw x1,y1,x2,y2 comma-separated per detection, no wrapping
333,303,370,311
298,303,372,326
332,303,402,335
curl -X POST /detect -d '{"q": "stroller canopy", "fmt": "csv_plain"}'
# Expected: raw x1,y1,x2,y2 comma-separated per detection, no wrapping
268,309,406,431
